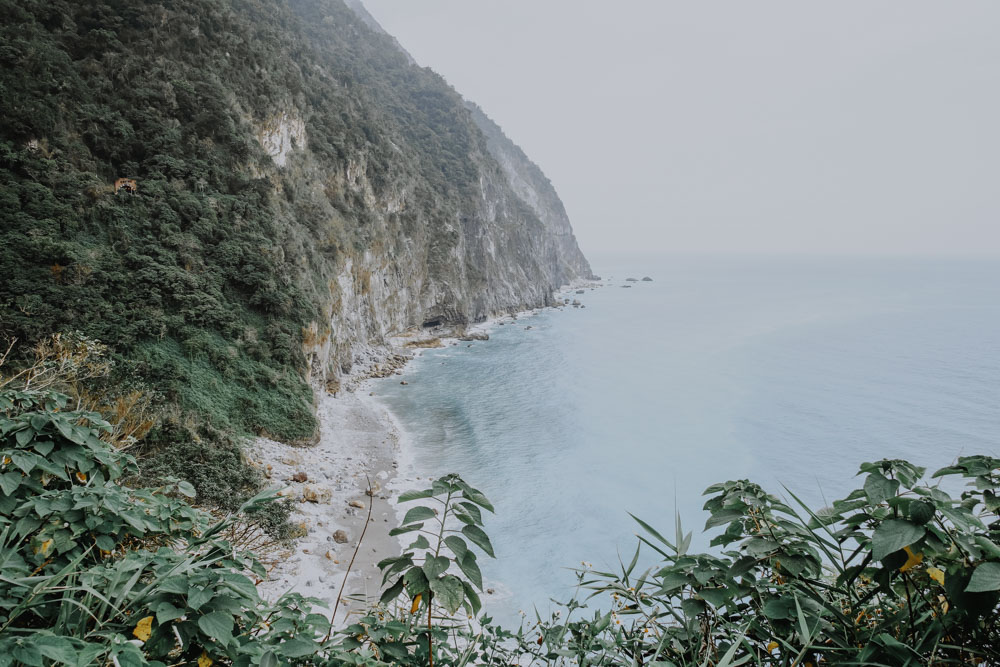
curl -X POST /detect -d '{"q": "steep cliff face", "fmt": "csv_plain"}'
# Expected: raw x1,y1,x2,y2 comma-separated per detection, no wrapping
0,0,592,445
465,102,596,283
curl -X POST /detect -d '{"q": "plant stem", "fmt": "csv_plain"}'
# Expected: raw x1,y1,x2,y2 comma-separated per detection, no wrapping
428,599,434,667
325,474,374,641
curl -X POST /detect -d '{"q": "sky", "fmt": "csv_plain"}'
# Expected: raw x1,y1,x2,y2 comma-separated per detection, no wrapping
361,1,1000,258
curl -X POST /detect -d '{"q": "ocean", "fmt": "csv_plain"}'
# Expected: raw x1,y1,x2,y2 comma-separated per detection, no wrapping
373,254,1000,622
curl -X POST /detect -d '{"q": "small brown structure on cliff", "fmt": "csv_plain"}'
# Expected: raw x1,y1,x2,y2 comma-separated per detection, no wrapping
113,178,137,194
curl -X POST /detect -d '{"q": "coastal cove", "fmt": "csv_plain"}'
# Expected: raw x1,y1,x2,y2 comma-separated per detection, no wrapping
368,254,1000,623
4,0,1000,661
251,281,598,618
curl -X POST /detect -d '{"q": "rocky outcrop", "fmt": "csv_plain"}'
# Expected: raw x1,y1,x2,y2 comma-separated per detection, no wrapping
464,102,596,284
292,0,595,388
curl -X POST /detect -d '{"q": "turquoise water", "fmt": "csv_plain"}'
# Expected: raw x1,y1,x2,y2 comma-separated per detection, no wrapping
374,255,1000,620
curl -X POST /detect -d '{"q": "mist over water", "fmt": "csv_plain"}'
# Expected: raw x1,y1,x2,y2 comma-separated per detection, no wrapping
374,255,1000,621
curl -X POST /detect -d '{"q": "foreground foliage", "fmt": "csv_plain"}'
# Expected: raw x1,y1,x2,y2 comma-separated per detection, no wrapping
517,457,1000,666
0,389,329,666
3,385,999,665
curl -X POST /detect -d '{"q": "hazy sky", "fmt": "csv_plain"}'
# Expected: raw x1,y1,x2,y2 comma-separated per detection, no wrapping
362,1,1000,258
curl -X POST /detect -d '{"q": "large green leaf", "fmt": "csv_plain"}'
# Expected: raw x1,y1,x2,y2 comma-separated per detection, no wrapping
380,577,405,605
31,635,77,665
871,520,924,561
457,551,483,590
460,489,494,513
461,525,495,558
408,534,430,550
461,580,482,615
444,535,468,560
423,555,449,579
197,611,234,643
15,427,34,447
864,472,900,505
280,638,320,658
401,506,436,526
0,472,21,496
389,523,423,537
966,562,1000,593
398,489,434,503
404,566,429,595
430,574,465,614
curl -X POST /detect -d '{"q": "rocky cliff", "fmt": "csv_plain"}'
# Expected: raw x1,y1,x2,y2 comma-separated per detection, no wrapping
0,0,592,448
464,102,595,284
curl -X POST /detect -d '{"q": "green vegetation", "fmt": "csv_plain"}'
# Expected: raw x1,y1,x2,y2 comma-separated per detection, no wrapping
3,378,1000,664
0,387,330,666
4,1,995,664
0,0,537,498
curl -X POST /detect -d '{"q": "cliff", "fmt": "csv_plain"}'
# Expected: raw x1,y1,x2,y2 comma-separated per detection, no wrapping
0,0,591,452
464,102,595,284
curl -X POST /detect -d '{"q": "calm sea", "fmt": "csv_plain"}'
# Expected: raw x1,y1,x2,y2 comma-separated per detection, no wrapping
373,254,1000,622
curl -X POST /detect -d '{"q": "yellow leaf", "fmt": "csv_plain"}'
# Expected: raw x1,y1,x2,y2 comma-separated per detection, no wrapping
133,615,154,642
1,456,10,465
198,651,213,667
34,538,54,556
927,567,945,585
75,472,87,483
766,641,779,652
410,594,422,614
899,546,923,572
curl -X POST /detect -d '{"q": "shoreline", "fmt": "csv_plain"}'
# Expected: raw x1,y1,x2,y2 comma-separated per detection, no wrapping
253,279,603,622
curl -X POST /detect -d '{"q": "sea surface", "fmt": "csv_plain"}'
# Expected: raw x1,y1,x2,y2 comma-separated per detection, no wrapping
373,254,1000,622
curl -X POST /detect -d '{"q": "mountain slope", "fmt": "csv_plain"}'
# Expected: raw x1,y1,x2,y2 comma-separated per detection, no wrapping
0,0,591,489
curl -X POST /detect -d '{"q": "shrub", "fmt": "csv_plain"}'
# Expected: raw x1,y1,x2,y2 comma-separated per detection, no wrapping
501,458,1000,666
0,388,330,666
4,381,999,665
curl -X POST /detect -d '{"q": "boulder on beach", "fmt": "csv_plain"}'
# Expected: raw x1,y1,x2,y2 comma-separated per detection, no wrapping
333,530,349,544
575,289,585,294
302,486,332,504
291,471,308,483
642,276,653,281
348,500,365,509
626,277,638,282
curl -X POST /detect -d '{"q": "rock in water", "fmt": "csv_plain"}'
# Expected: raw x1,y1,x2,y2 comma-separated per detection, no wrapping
642,276,653,281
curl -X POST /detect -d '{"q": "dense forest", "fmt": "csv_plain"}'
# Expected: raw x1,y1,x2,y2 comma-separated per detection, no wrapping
0,0,591,504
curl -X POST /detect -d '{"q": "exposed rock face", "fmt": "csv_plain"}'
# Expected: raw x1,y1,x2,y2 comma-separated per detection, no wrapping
464,102,597,285
292,0,596,388
257,111,307,168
